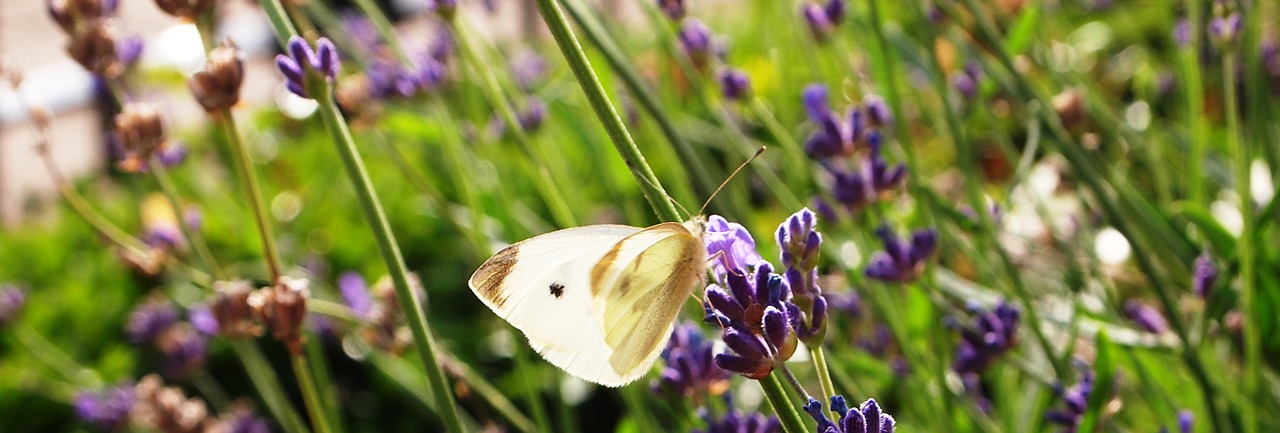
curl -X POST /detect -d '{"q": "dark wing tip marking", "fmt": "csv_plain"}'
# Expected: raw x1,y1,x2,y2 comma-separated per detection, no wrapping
472,244,520,309
549,282,565,298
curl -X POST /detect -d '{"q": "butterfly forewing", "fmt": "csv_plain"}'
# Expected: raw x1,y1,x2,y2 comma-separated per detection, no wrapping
590,222,707,384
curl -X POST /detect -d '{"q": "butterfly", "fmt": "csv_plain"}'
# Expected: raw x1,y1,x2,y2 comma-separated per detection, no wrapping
468,217,708,387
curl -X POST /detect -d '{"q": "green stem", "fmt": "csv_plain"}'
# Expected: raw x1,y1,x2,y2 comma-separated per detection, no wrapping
437,355,537,433
528,0,682,222
808,346,836,415
313,92,467,432
256,0,297,47
149,158,221,279
220,112,285,282
13,322,102,388
1181,1,1208,207
508,327,551,433
229,339,311,433
760,372,809,433
291,354,335,433
555,0,720,201
448,21,577,228
192,370,231,410
1224,49,1258,433
749,98,808,177
305,336,345,432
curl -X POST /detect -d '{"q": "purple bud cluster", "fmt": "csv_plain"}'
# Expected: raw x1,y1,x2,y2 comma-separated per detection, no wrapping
652,322,732,398
802,0,847,41
718,68,753,101
0,284,26,327
276,36,340,99
1123,300,1169,334
950,61,983,100
1160,410,1194,433
776,208,827,343
864,225,936,283
803,84,906,216
950,301,1020,375
658,0,686,20
679,19,716,69
696,406,781,433
1192,253,1218,298
804,396,896,433
74,382,136,431
125,299,208,378
1046,364,1111,432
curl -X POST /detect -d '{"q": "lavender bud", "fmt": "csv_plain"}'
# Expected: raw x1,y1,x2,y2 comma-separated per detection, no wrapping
1124,300,1169,334
659,0,685,20
74,382,135,431
1192,254,1218,298
718,68,752,101
0,285,26,327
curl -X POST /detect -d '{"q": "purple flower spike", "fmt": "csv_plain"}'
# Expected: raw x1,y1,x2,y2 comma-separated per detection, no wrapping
1173,18,1191,48
126,300,180,344
1192,254,1218,298
719,68,752,101
863,95,892,126
339,272,373,319
823,0,847,25
806,396,896,433
803,3,834,40
188,303,219,336
1046,367,1098,430
1209,13,1241,46
776,208,827,342
864,226,936,283
679,19,714,64
276,36,340,98
658,0,685,20
704,215,763,282
696,407,781,433
1123,299,1169,334
652,322,732,397
951,300,1019,375
0,285,26,327
803,84,832,122
75,382,136,431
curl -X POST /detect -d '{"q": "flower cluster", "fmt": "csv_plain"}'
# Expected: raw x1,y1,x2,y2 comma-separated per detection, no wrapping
804,396,896,433
652,321,732,399
338,272,425,353
125,298,208,379
189,42,245,113
658,0,686,20
802,0,846,41
950,300,1020,375
74,381,135,431
719,68,752,101
48,0,143,78
1192,253,1218,298
864,225,936,283
1046,364,1114,432
696,406,781,433
776,208,827,343
1160,410,1193,433
679,19,717,71
248,277,311,354
803,84,905,216
0,284,26,327
950,61,983,100
1123,300,1169,334
276,36,340,99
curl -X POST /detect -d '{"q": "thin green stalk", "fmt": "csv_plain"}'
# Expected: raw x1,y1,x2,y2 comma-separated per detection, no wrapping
1181,0,1208,207
257,0,297,47
448,21,577,227
1224,49,1258,433
192,371,231,410
13,322,102,388
807,346,836,416
229,339,311,433
555,0,721,201
291,354,335,433
436,355,537,433
221,110,284,282
149,158,221,279
760,371,809,433
528,0,682,222
921,29,1066,380
304,336,345,432
312,93,467,432
508,327,551,433
749,98,808,176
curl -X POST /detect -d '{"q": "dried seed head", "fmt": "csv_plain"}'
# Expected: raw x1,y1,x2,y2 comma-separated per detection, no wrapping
48,0,118,33
132,374,209,433
114,103,167,168
1053,89,1086,131
67,23,121,76
153,0,215,20
188,42,244,113
250,277,310,354
211,280,261,338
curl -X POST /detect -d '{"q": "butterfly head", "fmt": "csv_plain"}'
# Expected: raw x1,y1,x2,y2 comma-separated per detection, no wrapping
683,215,708,241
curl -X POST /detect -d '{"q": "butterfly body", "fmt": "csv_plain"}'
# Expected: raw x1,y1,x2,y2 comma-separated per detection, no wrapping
469,218,706,386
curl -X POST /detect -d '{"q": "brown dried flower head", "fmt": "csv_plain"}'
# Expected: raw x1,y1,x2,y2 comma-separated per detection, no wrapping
132,374,209,433
249,277,310,354
67,23,121,76
114,103,167,170
211,280,261,338
153,0,216,20
1053,88,1086,131
188,42,244,113
48,0,117,33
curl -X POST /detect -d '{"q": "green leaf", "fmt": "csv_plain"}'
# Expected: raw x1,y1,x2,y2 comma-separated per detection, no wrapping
1171,204,1236,256
1004,4,1042,54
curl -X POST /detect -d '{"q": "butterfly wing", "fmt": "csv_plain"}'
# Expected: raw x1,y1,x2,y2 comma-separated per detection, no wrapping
468,225,643,384
588,222,707,386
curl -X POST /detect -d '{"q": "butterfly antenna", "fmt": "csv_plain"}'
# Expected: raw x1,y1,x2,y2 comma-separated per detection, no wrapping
697,146,767,216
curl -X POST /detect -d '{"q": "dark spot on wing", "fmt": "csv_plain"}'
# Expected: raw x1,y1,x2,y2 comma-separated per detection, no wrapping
549,282,565,298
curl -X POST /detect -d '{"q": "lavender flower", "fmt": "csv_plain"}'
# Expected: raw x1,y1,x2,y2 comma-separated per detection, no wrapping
659,0,685,20
652,321,732,398
188,303,219,336
126,300,180,344
950,61,983,99
1123,300,1169,334
366,58,419,99
1192,253,1218,298
719,68,752,101
339,12,382,54
803,3,834,40
804,396,896,433
210,406,273,433
679,19,714,67
696,407,781,433
704,215,764,283
156,324,207,378
950,301,1019,375
776,208,827,342
75,382,136,431
511,51,548,92
276,36,339,98
1173,19,1191,48
339,272,373,319
803,84,832,124
1159,410,1193,433
1046,367,1095,431
703,261,798,379
1209,13,1241,47
864,226,936,283
0,285,26,327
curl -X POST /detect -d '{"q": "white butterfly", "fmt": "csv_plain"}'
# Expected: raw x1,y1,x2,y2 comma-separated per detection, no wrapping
468,217,707,387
